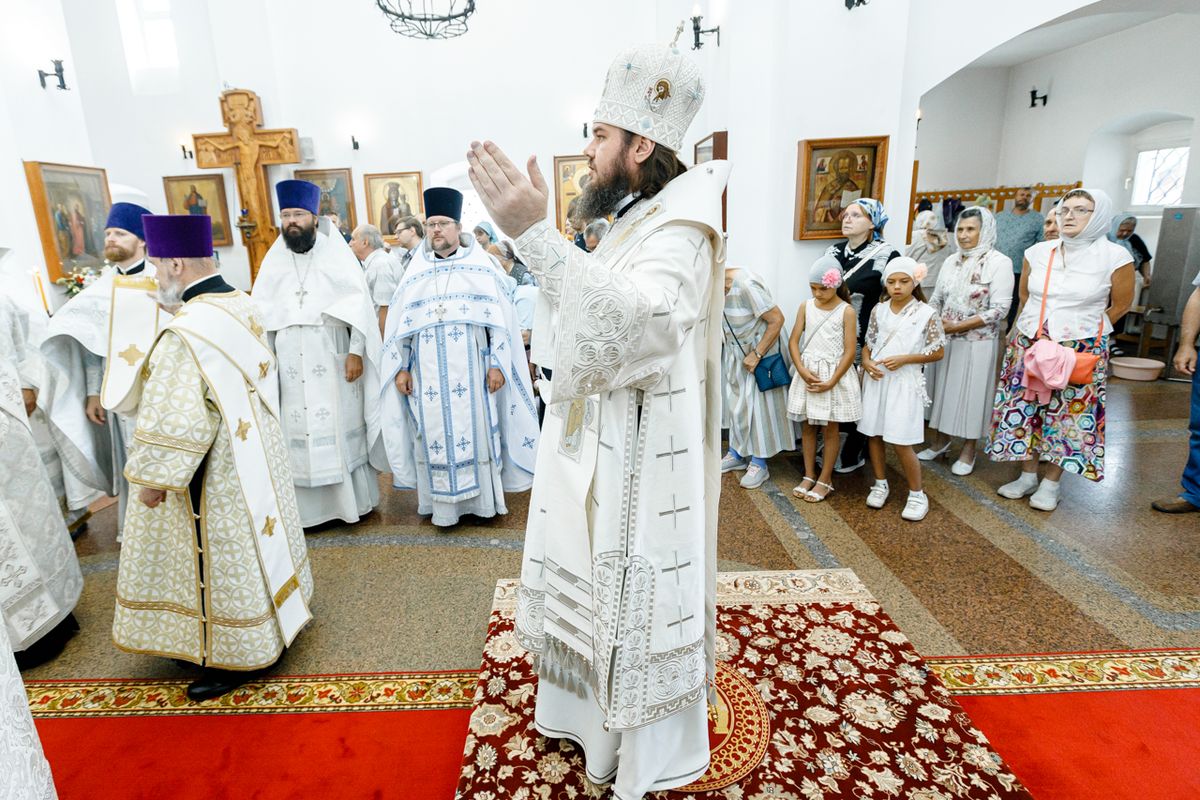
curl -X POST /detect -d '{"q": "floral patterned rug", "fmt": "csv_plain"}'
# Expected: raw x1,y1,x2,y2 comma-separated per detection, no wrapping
455,570,1032,800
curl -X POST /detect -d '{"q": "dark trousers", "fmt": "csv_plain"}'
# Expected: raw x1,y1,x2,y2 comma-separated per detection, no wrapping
1006,275,1022,332
1183,368,1200,506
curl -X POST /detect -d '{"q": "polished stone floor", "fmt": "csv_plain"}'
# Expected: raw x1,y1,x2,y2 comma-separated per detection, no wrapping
24,378,1199,682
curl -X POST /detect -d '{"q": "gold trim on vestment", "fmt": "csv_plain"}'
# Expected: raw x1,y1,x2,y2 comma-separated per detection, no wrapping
112,274,158,292
115,596,202,618
134,430,211,455
121,468,189,493
273,575,300,608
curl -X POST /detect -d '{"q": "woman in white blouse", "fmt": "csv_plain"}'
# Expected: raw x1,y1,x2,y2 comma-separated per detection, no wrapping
986,188,1135,511
920,207,1013,474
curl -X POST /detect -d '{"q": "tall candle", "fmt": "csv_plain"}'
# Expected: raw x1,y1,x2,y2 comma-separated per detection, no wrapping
32,270,49,314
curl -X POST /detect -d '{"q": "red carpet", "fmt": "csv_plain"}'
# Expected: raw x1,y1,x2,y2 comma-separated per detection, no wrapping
28,671,477,800
456,571,1032,799
928,650,1200,800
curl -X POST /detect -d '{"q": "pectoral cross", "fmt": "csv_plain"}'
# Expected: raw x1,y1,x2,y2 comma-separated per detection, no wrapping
295,287,309,307
193,89,300,282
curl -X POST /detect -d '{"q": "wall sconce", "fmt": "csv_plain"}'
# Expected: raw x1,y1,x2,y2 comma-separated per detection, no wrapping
845,0,868,9
180,143,194,160
352,135,360,150
582,122,589,139
915,107,923,129
1029,88,1048,108
37,59,68,90
691,13,720,50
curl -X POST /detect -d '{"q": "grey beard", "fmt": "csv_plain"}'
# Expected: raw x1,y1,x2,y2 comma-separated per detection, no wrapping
575,171,631,220
156,283,183,308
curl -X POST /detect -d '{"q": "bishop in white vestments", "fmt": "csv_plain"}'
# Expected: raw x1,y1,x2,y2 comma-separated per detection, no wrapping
252,180,387,528
39,202,161,535
0,305,83,667
114,214,313,701
470,45,728,799
381,187,540,527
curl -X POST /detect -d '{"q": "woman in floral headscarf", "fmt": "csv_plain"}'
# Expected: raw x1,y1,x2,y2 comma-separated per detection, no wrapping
920,207,1013,475
987,188,1135,511
823,197,900,473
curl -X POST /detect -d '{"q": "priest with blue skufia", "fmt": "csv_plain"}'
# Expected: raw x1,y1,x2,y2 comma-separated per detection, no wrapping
381,187,539,527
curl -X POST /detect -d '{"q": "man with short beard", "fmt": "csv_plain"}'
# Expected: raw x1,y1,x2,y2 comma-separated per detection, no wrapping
995,186,1043,330
40,202,163,537
469,43,729,798
380,188,538,528
251,180,386,528
114,213,314,700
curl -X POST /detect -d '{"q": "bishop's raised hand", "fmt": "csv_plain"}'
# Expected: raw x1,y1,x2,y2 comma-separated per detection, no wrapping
467,140,549,239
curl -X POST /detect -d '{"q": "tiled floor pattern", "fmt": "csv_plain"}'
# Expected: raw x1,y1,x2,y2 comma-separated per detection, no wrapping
24,379,1199,681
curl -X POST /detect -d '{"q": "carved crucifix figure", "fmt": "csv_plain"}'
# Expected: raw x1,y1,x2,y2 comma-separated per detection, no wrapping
194,89,299,282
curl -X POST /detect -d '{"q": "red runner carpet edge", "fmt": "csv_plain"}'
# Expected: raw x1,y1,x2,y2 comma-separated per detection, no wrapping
927,649,1200,800
28,669,479,800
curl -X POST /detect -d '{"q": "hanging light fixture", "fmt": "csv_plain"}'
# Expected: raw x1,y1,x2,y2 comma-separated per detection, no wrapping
375,0,476,40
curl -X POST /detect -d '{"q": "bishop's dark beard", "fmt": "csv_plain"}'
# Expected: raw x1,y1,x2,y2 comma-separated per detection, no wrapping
283,223,317,253
575,164,632,221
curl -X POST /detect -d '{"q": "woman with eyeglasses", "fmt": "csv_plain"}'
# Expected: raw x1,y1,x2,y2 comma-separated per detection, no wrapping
986,188,1135,511
822,198,901,474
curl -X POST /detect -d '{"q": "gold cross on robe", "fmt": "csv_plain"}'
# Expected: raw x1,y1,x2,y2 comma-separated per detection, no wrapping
118,343,145,367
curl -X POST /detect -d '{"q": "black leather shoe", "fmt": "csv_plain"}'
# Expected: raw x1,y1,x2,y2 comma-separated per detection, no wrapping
186,669,257,702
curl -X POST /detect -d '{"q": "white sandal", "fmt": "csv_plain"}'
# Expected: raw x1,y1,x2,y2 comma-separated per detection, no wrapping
917,442,951,462
792,477,817,499
804,481,835,503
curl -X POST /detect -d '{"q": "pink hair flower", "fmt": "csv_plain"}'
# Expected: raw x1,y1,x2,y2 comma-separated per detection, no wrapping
912,262,928,283
821,268,842,288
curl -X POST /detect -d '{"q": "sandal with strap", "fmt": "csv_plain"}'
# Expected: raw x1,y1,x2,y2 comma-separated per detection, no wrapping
792,477,817,499
804,481,835,503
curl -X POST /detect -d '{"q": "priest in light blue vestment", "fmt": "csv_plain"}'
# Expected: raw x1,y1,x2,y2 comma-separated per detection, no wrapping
381,187,539,526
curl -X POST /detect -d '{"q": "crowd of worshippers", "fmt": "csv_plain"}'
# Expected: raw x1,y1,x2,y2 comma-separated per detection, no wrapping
0,176,1153,690
721,188,1147,523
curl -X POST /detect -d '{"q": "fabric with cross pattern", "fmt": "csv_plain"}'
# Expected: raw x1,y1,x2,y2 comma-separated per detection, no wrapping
114,288,313,669
380,239,539,527
512,159,730,798
0,605,58,799
39,260,159,532
252,218,387,527
0,324,83,652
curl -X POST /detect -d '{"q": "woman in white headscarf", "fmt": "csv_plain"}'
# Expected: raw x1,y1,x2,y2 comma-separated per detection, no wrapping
920,207,1013,474
987,188,1135,511
905,210,952,288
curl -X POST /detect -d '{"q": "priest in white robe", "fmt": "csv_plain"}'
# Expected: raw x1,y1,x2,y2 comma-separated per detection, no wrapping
39,202,161,536
114,214,313,701
470,44,728,799
1,306,84,668
252,180,387,528
381,187,539,527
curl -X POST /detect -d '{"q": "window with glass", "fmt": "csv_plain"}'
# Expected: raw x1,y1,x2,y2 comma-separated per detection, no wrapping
1130,147,1189,206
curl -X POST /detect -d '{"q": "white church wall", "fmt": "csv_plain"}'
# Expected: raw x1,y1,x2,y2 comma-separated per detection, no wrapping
0,0,97,310
915,68,1011,191
994,14,1200,200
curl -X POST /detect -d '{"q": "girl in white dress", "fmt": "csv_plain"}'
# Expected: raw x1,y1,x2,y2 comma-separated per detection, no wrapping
786,255,861,502
860,257,946,521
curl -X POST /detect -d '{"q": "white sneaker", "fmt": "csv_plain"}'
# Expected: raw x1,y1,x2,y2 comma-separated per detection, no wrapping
917,443,950,462
902,492,930,521
1029,479,1061,512
866,481,890,509
740,463,769,489
721,453,749,473
997,473,1039,499
950,458,975,476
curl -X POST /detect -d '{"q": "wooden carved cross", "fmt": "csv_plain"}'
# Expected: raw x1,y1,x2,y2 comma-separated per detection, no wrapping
193,89,299,282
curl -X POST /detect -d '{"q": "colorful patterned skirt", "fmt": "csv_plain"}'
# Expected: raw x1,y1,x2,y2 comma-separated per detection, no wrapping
985,333,1108,482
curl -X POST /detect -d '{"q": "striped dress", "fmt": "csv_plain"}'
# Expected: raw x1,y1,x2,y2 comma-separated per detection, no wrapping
721,270,796,459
